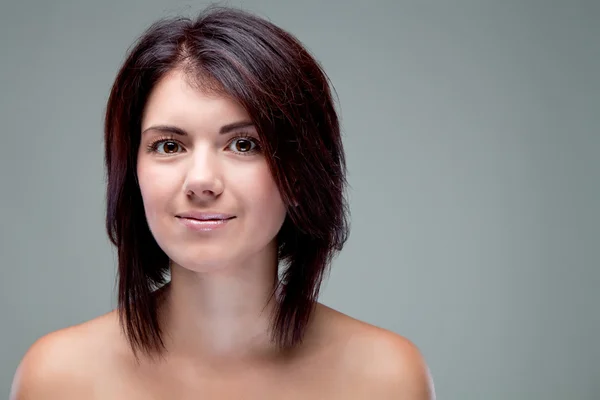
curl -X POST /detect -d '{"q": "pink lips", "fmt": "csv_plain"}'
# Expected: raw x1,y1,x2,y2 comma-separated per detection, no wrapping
175,211,235,232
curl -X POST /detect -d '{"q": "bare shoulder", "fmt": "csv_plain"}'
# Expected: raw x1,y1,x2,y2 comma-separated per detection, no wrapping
9,310,124,400
314,303,436,399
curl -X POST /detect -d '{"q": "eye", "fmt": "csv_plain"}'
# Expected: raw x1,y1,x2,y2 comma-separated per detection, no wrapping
147,139,183,155
228,136,260,154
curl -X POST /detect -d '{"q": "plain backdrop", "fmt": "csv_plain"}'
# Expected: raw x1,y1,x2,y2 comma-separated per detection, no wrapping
1,1,598,399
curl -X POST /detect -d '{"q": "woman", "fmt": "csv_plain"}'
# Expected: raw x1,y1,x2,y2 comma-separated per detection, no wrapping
11,6,435,399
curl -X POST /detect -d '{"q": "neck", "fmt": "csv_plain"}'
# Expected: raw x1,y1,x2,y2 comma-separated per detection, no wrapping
158,248,282,364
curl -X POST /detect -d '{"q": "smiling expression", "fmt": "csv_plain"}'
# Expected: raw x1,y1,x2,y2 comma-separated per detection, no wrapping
136,69,287,272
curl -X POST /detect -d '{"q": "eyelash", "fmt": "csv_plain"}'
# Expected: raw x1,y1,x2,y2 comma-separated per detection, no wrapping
145,132,262,156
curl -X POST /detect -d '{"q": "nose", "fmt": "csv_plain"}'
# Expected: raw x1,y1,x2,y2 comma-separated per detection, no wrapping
182,148,224,200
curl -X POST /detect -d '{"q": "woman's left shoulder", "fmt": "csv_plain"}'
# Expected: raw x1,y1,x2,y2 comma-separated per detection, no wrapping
314,304,436,399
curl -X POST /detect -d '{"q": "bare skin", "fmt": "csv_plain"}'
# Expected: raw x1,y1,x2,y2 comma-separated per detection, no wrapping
10,300,435,399
10,70,435,399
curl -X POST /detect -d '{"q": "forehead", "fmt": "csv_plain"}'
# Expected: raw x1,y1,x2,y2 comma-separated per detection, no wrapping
141,69,250,133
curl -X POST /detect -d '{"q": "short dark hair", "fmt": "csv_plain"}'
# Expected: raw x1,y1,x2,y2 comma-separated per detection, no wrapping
104,6,349,358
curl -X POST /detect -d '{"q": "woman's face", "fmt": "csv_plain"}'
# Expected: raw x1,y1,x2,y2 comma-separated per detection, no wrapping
137,69,287,272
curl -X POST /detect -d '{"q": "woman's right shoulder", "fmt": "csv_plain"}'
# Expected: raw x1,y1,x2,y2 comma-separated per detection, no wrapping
9,310,126,400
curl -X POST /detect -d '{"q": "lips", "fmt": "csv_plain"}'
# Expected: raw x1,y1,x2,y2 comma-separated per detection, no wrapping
175,211,235,232
175,211,236,221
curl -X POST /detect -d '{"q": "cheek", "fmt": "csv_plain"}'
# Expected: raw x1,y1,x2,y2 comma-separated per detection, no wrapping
137,162,177,221
242,164,285,209
234,164,287,230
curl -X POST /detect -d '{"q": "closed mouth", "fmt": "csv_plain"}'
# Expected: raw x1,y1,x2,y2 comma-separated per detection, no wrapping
178,216,235,221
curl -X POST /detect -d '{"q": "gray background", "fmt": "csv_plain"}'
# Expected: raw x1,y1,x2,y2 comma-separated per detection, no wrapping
1,0,598,398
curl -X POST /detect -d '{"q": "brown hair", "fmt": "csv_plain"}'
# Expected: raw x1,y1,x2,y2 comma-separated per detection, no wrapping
104,6,349,358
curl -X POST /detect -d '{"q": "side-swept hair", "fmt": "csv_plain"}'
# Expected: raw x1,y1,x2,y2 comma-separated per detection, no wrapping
104,6,349,358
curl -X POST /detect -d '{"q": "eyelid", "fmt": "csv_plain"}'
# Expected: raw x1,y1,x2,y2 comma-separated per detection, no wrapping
228,130,259,139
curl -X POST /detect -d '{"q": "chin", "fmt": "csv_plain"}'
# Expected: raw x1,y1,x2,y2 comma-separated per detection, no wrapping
168,251,238,273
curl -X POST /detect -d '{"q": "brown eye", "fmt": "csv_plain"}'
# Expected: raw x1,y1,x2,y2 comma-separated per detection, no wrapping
235,139,253,152
229,137,259,154
150,140,181,154
161,141,180,153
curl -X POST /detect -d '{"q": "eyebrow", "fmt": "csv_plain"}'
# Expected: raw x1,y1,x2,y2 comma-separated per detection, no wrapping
141,121,255,136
